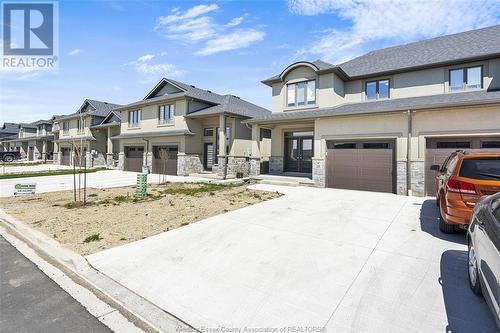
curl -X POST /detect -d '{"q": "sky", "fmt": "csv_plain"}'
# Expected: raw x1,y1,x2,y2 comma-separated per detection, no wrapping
1,0,500,123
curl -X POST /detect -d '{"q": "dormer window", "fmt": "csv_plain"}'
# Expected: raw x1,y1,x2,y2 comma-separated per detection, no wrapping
287,80,316,107
449,66,482,91
366,79,389,100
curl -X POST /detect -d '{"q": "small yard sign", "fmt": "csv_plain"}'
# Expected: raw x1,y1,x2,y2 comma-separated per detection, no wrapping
14,183,36,196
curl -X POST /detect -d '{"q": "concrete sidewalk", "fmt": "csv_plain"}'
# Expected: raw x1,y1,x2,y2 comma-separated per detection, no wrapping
0,170,213,197
87,185,498,332
0,163,73,174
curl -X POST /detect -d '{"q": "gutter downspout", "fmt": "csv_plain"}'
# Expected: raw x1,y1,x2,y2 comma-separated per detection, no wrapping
407,110,412,196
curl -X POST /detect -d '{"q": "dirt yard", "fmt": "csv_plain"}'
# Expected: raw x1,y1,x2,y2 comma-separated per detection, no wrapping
0,182,280,255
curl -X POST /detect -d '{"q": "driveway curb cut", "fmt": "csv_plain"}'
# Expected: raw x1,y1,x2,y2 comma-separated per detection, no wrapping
0,208,198,333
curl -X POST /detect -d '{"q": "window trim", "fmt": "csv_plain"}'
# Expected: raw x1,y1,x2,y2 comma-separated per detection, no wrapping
158,104,174,125
62,121,70,135
286,79,317,108
365,79,390,100
204,128,214,137
448,65,483,92
128,109,141,128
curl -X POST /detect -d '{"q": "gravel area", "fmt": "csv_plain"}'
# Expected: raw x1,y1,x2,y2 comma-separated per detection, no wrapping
0,183,280,255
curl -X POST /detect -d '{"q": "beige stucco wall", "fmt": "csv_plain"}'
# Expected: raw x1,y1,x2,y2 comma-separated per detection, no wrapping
120,99,188,134
57,115,92,139
269,57,500,113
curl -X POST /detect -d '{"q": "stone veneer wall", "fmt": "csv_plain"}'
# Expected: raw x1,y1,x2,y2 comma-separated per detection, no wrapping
177,153,203,176
118,152,124,170
227,156,250,177
312,158,325,187
92,152,107,167
269,156,283,175
249,157,260,176
215,157,227,177
396,161,407,195
410,160,425,197
54,152,61,165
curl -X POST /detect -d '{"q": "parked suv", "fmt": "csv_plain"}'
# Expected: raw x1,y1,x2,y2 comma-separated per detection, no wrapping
467,193,500,328
430,151,500,233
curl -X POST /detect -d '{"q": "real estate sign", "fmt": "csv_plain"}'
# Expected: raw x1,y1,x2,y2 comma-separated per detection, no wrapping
14,183,36,196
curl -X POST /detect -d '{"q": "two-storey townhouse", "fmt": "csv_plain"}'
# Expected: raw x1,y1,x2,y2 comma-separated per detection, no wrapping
246,24,500,196
0,119,56,161
114,78,271,177
53,99,122,167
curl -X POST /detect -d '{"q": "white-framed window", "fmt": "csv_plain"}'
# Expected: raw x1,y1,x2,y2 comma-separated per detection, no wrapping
366,79,390,100
204,128,214,136
62,121,70,134
449,66,482,91
128,110,141,128
287,80,316,107
77,118,86,133
158,104,174,125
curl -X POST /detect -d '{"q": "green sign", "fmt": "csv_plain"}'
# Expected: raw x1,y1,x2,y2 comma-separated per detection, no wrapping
14,183,36,195
136,174,147,198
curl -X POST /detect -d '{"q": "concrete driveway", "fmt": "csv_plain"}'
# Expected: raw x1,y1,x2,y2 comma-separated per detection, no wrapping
0,163,73,174
0,170,209,197
87,185,498,332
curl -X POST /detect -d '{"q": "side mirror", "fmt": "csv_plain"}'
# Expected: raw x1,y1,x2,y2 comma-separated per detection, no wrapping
430,164,441,172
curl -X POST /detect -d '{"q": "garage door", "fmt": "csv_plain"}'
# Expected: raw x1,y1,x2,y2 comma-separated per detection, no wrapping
124,146,144,172
326,141,394,193
425,137,500,196
61,148,71,165
152,146,178,175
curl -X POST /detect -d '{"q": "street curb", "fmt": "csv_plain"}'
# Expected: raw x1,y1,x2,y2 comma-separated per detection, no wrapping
0,208,198,333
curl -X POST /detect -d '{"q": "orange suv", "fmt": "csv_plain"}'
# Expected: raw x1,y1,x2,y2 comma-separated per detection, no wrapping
431,151,500,233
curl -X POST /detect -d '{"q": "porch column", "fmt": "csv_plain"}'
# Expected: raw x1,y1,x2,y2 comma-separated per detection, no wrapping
54,140,60,164
250,124,261,176
42,140,47,161
217,114,227,179
106,127,113,168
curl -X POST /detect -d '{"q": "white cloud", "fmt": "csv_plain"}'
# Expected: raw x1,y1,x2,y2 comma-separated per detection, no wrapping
159,4,218,24
137,54,155,62
195,29,265,56
68,48,82,56
156,4,264,56
225,16,244,28
287,0,500,63
129,53,185,79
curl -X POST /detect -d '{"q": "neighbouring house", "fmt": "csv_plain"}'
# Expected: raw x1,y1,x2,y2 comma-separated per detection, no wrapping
53,99,122,167
114,78,271,177
245,24,500,196
0,119,56,161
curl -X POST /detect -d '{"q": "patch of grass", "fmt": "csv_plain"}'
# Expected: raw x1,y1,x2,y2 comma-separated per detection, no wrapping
88,193,98,197
84,233,102,243
0,167,106,180
113,195,128,203
160,182,246,196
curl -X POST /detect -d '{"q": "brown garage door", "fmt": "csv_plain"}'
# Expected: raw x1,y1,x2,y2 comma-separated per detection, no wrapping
425,137,500,196
326,141,394,193
152,146,178,175
124,146,144,172
61,148,71,165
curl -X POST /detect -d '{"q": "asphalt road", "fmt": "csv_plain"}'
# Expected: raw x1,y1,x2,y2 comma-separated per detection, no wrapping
0,235,112,333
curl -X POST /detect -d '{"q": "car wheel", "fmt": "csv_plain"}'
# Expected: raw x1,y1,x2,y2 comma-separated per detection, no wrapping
468,240,482,296
439,197,455,233
3,155,14,163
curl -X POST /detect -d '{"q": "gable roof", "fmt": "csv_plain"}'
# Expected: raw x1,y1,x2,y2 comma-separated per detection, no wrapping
55,99,122,121
263,24,500,84
91,110,122,128
0,122,20,134
244,90,500,124
119,78,271,119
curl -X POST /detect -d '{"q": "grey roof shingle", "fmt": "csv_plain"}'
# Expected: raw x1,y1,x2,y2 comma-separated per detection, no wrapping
55,99,122,120
340,24,500,78
119,78,271,119
244,90,500,123
263,25,500,82
0,123,20,134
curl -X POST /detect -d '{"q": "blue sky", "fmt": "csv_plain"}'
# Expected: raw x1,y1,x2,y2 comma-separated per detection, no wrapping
1,0,500,123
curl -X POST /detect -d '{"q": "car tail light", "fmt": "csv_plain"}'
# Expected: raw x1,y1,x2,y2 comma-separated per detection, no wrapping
446,179,477,195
